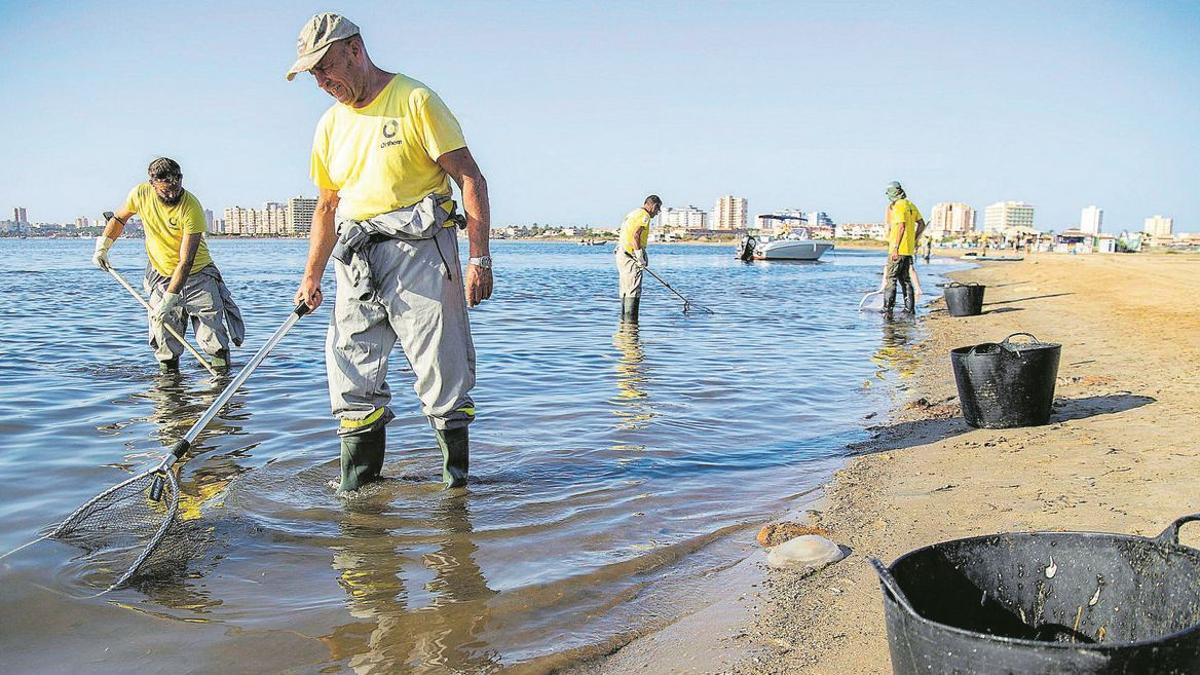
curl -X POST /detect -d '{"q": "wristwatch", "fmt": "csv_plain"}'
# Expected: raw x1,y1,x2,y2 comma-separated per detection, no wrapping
468,255,492,270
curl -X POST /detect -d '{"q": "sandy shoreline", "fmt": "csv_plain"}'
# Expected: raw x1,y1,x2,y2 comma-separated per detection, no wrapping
576,252,1200,673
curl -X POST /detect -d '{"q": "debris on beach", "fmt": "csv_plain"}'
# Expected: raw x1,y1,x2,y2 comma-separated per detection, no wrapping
766,535,846,571
757,521,830,547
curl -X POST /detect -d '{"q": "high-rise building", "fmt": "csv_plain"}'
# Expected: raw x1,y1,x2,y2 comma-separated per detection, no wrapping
1080,205,1103,235
14,207,28,223
224,206,253,235
983,201,1035,233
661,205,707,234
203,208,215,234
75,216,91,228
713,195,748,231
263,202,287,236
287,196,318,235
1144,215,1173,237
929,202,976,239
224,203,291,236
212,218,225,235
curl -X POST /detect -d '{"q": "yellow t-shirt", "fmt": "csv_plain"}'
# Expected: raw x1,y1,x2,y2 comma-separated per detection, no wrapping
620,208,651,254
122,183,212,276
310,74,467,221
886,198,922,256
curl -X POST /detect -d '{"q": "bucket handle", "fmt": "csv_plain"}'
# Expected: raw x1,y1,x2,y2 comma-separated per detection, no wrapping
966,342,1002,356
1001,332,1042,346
869,557,921,617
1155,513,1200,546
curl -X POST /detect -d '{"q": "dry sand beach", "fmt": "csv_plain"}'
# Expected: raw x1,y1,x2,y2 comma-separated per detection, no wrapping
582,252,1200,673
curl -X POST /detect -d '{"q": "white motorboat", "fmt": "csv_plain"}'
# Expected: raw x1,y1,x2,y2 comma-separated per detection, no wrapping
747,230,834,261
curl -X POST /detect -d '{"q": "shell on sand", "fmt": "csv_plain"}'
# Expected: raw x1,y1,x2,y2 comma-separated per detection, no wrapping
766,535,846,570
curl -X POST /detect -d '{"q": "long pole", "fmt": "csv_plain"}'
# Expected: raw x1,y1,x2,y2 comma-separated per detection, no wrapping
150,302,311,499
637,260,713,314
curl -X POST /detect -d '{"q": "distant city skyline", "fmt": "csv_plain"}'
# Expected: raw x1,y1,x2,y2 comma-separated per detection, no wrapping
2,195,1184,239
1,2,1197,232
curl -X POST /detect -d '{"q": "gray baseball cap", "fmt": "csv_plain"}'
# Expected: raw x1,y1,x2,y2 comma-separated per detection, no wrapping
285,13,360,81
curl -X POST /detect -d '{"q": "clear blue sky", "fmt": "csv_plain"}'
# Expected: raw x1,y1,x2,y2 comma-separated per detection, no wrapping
1,1,1197,232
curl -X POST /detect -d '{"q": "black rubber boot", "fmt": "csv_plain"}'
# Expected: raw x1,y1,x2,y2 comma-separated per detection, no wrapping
159,358,180,373
210,349,231,371
621,297,640,322
340,427,386,492
435,427,469,488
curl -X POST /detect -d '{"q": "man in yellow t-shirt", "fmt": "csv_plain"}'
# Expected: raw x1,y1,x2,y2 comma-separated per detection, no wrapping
615,195,661,322
287,13,492,492
92,157,243,371
882,181,927,315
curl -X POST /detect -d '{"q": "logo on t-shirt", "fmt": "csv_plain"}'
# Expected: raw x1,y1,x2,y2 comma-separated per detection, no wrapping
380,119,403,149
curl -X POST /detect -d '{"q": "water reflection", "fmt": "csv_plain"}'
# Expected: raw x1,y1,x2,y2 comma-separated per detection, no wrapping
327,492,498,673
133,372,251,522
102,373,255,612
872,317,921,382
611,322,654,431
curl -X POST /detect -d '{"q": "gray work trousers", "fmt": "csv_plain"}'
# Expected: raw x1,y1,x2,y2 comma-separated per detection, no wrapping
327,226,476,434
884,255,915,313
144,264,242,362
615,250,644,299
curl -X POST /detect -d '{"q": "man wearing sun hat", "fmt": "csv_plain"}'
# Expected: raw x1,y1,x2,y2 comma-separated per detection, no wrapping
882,180,927,316
287,13,492,492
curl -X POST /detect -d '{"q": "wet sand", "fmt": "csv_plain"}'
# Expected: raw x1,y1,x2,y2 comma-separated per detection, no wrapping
581,252,1200,673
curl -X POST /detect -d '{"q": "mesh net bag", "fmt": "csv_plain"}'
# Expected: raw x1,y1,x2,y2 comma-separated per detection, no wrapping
50,468,182,591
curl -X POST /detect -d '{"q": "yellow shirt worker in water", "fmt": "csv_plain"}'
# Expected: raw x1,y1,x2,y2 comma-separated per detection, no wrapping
615,195,661,322
288,13,492,492
882,180,927,316
92,157,243,370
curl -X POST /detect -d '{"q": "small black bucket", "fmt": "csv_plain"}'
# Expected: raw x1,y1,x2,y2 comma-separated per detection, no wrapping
872,514,1200,674
951,333,1061,428
944,282,985,316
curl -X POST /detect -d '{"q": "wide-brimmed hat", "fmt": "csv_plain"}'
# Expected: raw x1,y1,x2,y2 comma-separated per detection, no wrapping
285,13,360,81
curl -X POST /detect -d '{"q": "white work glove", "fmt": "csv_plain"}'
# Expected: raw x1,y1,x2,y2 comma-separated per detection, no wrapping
153,291,182,325
92,236,114,270
633,249,648,268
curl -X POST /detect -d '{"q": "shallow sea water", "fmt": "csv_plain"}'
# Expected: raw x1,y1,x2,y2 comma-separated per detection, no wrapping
0,238,945,672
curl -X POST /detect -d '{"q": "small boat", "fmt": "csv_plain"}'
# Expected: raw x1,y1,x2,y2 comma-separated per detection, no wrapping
744,230,834,261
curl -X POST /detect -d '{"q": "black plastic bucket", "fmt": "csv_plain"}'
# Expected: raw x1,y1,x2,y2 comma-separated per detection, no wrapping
951,333,1060,428
872,514,1200,674
944,282,985,316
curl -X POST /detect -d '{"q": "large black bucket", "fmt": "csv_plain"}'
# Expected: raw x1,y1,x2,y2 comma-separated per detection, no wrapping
951,332,1060,428
871,514,1200,674
944,282,985,316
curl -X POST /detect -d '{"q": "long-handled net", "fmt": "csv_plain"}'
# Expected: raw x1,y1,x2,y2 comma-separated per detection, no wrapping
32,302,312,593
50,464,182,590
